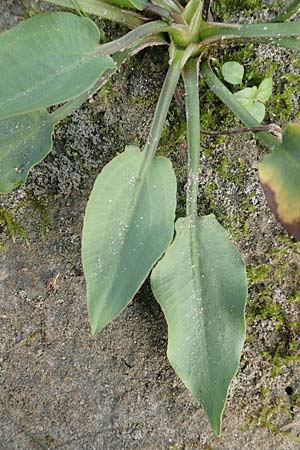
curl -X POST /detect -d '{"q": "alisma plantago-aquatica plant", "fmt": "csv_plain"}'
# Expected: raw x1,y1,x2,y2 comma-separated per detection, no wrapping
1,0,300,436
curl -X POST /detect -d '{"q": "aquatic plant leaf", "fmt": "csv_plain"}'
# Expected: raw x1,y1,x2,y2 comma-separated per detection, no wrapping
0,110,55,193
0,12,114,119
151,215,247,436
82,146,177,335
259,124,300,239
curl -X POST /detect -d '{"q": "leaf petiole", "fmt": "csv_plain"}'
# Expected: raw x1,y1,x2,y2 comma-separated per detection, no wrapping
141,47,184,169
182,57,200,220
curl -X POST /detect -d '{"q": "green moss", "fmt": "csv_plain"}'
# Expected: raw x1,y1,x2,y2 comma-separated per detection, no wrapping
245,391,300,441
0,206,28,244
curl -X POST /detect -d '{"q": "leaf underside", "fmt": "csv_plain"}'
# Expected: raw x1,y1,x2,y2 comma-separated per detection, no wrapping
82,146,177,335
259,123,300,239
151,215,247,435
0,12,114,119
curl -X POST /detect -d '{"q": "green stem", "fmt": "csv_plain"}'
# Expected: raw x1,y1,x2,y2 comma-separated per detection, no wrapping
45,0,146,28
200,61,278,151
183,58,200,219
272,0,300,22
99,20,170,55
199,20,300,42
143,49,184,166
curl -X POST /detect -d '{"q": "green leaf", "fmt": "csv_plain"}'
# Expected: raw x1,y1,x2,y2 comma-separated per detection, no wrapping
0,110,55,193
0,12,115,119
233,87,257,108
82,146,177,335
151,215,247,436
200,21,300,42
256,78,273,103
46,0,145,27
248,101,265,123
259,124,300,239
128,0,147,10
233,87,266,123
221,61,244,85
277,37,300,50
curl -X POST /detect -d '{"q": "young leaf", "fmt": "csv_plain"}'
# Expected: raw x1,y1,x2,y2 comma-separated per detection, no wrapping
259,124,300,239
82,146,177,335
256,78,273,103
233,87,257,109
222,61,244,85
151,215,247,436
0,110,55,193
248,101,265,123
0,12,115,119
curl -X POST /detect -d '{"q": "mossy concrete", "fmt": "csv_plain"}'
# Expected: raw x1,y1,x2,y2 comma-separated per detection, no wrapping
1,1,300,449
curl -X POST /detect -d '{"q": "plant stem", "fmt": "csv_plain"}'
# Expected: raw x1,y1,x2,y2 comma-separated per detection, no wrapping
201,124,282,139
45,0,146,28
272,0,300,22
99,20,170,55
183,57,200,220
143,48,184,166
201,61,278,152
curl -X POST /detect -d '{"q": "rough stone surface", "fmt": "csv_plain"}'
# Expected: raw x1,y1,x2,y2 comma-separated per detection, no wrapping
1,1,300,449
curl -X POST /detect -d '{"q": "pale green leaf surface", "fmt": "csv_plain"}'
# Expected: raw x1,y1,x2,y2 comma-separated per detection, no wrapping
151,215,247,435
248,101,265,123
82,146,177,335
0,110,55,193
221,61,244,85
256,78,273,103
233,87,257,107
0,12,114,119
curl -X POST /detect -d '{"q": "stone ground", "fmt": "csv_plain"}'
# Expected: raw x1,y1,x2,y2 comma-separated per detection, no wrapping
1,1,300,449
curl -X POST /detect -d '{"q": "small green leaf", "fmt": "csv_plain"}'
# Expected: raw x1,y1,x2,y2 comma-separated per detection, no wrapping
0,12,115,119
82,146,177,335
256,78,273,103
248,101,265,123
221,61,244,85
234,88,265,122
151,215,247,436
0,111,55,193
233,87,257,108
259,124,300,239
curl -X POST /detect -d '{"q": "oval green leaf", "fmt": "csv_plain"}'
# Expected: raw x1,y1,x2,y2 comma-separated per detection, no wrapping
0,110,55,193
0,12,115,119
259,123,300,239
82,146,177,335
221,61,244,85
151,215,247,436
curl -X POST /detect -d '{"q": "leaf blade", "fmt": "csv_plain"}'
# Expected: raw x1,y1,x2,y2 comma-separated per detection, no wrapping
82,146,177,335
259,124,300,238
0,110,55,193
151,215,247,435
0,12,114,119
